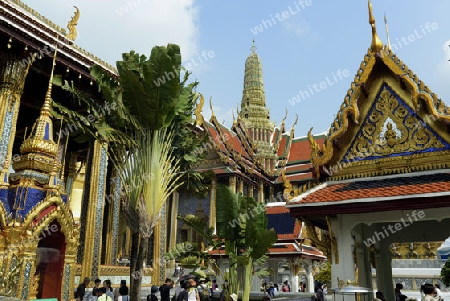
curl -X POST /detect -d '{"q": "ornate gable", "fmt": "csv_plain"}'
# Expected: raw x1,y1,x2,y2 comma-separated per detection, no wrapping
342,83,450,163
309,46,450,180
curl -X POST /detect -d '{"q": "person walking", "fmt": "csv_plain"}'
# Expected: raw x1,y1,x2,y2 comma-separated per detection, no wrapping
114,280,128,301
117,286,129,301
148,285,159,301
97,288,113,301
76,277,91,301
160,278,174,301
103,280,114,300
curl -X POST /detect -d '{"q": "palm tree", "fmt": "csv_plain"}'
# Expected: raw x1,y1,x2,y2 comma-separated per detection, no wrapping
53,44,208,300
170,184,278,301
96,45,197,300
117,127,182,298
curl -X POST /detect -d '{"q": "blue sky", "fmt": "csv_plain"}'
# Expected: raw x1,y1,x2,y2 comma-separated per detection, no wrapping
21,0,450,137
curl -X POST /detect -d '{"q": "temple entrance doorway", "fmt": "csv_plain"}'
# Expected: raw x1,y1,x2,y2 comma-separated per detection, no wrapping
35,220,66,299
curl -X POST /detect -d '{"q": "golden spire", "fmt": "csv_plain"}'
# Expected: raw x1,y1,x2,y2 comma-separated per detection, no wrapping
15,42,59,174
368,0,383,52
384,14,391,50
41,44,58,118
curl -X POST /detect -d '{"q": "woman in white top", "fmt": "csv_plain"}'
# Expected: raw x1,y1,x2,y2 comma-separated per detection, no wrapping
187,279,200,301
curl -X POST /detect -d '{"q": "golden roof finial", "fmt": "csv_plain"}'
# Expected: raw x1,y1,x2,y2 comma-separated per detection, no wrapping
368,0,383,52
194,94,204,127
232,108,236,126
66,6,80,41
384,14,391,50
209,96,215,118
282,108,288,125
293,113,299,128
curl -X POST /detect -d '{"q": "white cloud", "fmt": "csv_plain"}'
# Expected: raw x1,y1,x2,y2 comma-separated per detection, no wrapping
282,19,310,37
434,40,450,102
202,104,233,128
436,40,450,78
443,40,450,62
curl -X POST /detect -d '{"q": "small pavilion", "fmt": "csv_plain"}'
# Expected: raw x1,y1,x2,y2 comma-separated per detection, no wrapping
286,2,450,301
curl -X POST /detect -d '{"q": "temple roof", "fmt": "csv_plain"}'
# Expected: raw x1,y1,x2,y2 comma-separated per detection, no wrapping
303,1,450,184
287,2,450,219
1,0,117,78
287,170,450,216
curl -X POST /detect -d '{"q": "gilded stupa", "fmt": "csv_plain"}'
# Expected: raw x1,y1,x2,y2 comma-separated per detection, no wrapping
239,40,278,173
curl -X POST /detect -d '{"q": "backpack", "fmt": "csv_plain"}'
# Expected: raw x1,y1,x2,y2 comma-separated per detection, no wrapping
201,285,210,297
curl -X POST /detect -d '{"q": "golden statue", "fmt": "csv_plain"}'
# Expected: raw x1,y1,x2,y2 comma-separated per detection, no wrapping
384,122,397,147
281,169,293,201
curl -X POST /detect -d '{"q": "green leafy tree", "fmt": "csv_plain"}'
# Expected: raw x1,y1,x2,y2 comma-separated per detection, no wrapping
441,258,450,286
314,261,331,286
169,184,278,301
52,44,208,300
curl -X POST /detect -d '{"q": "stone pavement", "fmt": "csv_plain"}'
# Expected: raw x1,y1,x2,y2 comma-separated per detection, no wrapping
139,289,321,301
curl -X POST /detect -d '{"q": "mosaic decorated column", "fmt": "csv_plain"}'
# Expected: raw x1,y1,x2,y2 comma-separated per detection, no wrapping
19,236,40,301
80,141,108,280
0,55,32,186
0,225,39,299
103,172,122,265
209,179,216,230
65,153,78,197
237,178,244,194
258,181,264,202
229,176,236,193
62,224,81,301
168,191,179,272
106,174,121,265
153,202,167,283
248,184,254,198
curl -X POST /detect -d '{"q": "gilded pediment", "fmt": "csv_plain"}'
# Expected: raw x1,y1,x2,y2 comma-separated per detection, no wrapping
342,84,450,163
324,83,450,179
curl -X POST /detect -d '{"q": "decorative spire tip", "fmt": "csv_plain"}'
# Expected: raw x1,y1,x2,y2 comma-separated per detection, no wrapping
368,0,383,52
251,39,257,53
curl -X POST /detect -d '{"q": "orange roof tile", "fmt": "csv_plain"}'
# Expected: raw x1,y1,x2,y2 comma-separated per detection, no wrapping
277,135,288,157
288,136,324,163
288,172,450,207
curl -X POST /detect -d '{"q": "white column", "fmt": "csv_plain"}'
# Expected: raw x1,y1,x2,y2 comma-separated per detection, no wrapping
353,224,374,300
292,275,299,292
330,216,356,289
375,238,394,301
305,261,314,293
